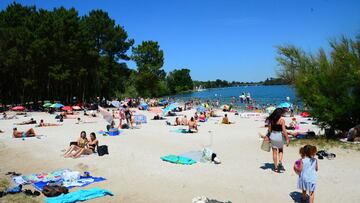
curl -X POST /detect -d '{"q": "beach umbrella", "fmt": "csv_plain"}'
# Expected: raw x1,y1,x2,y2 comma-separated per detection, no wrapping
266,106,276,114
12,106,25,111
277,102,291,109
139,103,148,110
98,106,113,124
43,103,52,107
72,106,81,110
111,101,120,108
196,106,206,113
162,103,178,116
62,106,72,111
50,103,64,108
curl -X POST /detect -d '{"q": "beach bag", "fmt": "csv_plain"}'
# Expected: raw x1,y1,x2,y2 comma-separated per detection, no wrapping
261,139,271,152
121,123,129,129
98,145,109,156
42,185,68,197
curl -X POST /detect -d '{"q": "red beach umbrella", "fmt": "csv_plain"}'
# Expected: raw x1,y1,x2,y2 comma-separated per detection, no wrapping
62,106,73,111
12,106,25,111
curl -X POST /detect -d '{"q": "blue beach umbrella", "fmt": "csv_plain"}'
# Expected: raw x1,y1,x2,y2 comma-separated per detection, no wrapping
196,106,206,113
277,102,291,109
162,103,178,116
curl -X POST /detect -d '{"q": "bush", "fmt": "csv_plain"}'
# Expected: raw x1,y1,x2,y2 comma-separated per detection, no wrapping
277,36,360,132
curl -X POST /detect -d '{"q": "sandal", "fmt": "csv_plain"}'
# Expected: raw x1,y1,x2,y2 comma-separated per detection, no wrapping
278,162,286,171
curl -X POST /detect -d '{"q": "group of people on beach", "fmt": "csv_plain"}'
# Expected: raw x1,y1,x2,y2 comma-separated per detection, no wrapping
63,131,98,158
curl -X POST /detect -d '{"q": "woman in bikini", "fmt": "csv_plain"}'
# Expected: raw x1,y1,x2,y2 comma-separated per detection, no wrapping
188,117,198,133
37,119,62,127
63,131,88,158
71,132,99,158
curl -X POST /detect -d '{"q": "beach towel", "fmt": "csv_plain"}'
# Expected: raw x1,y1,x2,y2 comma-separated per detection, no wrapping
161,155,196,165
33,176,106,191
45,187,113,203
170,128,191,134
179,151,203,162
23,169,69,184
97,130,121,136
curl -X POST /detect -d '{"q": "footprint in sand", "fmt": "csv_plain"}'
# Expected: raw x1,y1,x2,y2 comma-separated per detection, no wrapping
76,163,89,171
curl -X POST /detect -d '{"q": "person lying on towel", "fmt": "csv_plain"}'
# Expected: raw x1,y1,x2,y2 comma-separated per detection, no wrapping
12,127,36,138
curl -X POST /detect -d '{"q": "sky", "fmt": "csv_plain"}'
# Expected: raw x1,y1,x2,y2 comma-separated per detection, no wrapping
1,0,360,82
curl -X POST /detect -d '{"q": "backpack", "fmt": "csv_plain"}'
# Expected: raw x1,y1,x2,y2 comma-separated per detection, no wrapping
97,145,109,156
121,123,129,129
42,185,68,197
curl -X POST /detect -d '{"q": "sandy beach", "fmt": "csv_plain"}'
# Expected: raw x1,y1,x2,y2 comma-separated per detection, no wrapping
0,109,359,203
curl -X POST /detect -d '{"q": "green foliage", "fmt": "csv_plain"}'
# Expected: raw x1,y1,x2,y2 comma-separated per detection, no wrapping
277,36,360,131
0,3,133,104
132,41,167,97
167,68,193,94
262,77,287,85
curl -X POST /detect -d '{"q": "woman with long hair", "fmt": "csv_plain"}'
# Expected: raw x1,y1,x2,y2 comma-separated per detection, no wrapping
267,108,289,172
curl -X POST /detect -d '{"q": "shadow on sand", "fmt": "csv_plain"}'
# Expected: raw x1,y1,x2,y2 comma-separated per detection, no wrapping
259,163,274,170
289,191,306,203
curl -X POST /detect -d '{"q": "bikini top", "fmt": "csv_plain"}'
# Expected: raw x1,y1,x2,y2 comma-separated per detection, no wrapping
272,124,283,132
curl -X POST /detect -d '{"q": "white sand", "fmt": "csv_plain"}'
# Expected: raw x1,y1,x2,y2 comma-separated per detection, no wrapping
1,109,360,203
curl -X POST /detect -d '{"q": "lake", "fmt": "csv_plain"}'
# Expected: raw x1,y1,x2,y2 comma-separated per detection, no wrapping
173,85,299,107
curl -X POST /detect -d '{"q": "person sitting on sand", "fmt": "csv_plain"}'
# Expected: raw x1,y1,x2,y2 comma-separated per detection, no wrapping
70,132,99,158
188,117,198,133
153,114,164,120
222,114,232,124
347,125,360,142
181,115,188,125
64,131,88,158
194,112,199,120
199,112,206,122
37,119,62,127
12,127,36,138
2,112,7,119
287,117,298,130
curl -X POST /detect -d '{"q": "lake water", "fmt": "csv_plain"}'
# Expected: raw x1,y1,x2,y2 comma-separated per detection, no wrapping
173,85,299,107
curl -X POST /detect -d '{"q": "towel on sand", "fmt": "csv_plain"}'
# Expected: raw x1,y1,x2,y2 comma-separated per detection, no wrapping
45,187,113,203
33,176,106,190
161,155,196,165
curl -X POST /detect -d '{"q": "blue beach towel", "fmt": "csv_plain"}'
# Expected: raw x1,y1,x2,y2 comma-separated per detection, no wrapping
33,176,106,191
170,128,190,133
45,187,113,203
161,154,196,165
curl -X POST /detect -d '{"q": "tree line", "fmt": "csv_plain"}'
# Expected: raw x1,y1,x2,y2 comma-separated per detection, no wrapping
193,78,287,89
0,3,193,105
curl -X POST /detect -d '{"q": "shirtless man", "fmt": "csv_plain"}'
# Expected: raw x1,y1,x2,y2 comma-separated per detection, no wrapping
12,128,36,138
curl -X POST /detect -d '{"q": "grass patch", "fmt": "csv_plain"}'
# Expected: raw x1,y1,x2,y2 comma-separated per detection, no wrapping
0,178,10,191
0,177,40,203
290,136,360,151
0,193,39,203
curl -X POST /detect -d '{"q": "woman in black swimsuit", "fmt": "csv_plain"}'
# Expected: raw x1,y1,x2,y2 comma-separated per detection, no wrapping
71,132,98,158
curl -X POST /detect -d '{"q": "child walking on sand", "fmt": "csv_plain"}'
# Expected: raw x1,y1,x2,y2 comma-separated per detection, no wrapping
297,145,318,203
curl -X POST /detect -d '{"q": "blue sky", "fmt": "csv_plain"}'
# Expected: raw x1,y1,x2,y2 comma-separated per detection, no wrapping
1,0,360,81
